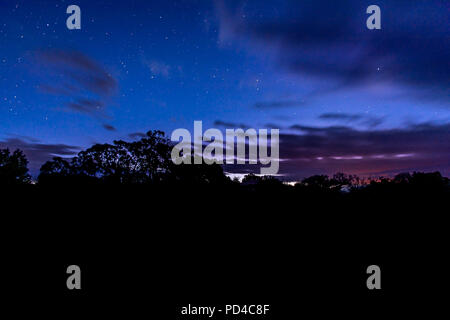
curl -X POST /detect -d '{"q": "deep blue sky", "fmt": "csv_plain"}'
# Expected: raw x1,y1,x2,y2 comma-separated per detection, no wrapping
1,0,449,179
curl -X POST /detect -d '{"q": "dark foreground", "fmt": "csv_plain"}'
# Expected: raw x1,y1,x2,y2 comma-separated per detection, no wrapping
1,184,447,318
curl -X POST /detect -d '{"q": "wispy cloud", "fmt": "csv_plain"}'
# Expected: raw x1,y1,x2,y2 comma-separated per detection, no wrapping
102,124,117,131
35,49,118,118
215,0,450,102
319,113,363,121
128,132,147,139
318,112,384,128
254,100,306,109
0,137,79,173
214,120,250,128
224,121,450,179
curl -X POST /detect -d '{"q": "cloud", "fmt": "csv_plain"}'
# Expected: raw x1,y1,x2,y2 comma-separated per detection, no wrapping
4,121,448,180
35,50,117,117
128,132,147,139
318,113,384,128
283,122,450,178
361,116,385,128
0,137,79,173
102,124,117,131
214,120,250,128
254,100,305,109
67,98,104,115
224,121,450,179
215,0,450,102
319,113,363,121
38,50,117,95
289,124,348,133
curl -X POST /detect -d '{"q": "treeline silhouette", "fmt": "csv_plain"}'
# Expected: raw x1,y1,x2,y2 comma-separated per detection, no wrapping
1,130,449,197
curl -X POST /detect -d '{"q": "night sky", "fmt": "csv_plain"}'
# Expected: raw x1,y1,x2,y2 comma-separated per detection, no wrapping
0,0,449,180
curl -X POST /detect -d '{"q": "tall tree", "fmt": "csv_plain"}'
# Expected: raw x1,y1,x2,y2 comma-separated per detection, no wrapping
0,148,31,185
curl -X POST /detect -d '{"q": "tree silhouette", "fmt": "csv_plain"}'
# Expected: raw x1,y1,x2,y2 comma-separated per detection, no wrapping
72,142,134,183
393,172,412,184
241,173,284,191
38,130,228,186
241,173,262,185
0,148,31,185
38,156,75,185
0,130,444,195
299,174,331,191
124,130,172,183
167,161,230,185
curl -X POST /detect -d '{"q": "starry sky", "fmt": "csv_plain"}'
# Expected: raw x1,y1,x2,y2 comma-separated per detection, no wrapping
0,0,449,179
